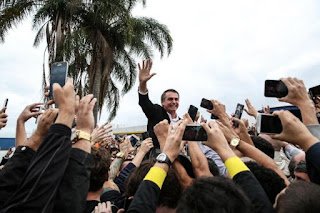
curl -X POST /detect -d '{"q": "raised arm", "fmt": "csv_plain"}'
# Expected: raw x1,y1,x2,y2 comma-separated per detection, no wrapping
138,59,156,93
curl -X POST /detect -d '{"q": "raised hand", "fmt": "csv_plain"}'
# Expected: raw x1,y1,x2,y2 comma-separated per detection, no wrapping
278,78,310,107
18,103,43,122
91,121,112,143
244,99,258,118
271,110,318,151
94,202,112,213
138,59,156,93
53,78,76,128
75,94,97,133
139,138,154,155
154,119,169,151
0,107,8,129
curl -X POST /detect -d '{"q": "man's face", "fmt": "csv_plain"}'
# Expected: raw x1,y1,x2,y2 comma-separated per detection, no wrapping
162,91,179,114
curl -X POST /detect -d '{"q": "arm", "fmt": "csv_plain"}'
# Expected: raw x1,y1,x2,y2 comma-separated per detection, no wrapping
201,121,274,213
15,103,43,147
244,98,258,119
128,120,187,213
188,142,213,178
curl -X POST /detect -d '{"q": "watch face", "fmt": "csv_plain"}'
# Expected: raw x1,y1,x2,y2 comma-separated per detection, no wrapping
157,153,166,161
231,138,240,147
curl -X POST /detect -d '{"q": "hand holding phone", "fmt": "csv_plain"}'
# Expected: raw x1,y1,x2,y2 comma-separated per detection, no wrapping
182,124,208,141
233,103,244,127
264,80,288,98
200,98,219,119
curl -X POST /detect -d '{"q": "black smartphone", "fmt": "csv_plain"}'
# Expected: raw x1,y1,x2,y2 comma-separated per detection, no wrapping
200,98,219,119
182,124,208,141
141,131,149,140
49,61,68,98
233,103,244,127
188,105,198,122
264,80,288,98
256,113,283,134
200,98,213,110
3,98,8,108
309,85,320,104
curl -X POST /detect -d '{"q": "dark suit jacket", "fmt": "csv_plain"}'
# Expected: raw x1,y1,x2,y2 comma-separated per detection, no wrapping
138,92,170,150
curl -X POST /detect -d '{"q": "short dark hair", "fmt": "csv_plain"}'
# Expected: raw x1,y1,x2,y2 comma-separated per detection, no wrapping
177,177,251,213
125,159,182,208
245,161,286,204
251,135,275,159
277,181,320,213
161,89,179,103
89,147,111,192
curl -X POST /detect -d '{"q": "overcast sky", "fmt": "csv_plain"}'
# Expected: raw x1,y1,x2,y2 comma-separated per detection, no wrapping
1,0,320,137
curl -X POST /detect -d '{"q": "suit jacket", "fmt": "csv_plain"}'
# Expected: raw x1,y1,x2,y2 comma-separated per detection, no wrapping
138,92,170,150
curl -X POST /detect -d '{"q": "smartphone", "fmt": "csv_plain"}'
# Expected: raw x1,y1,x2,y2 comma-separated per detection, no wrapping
233,103,244,127
141,131,150,140
309,85,320,104
200,98,219,119
182,124,208,141
49,61,68,98
264,80,288,98
188,105,198,122
3,98,8,108
256,113,283,134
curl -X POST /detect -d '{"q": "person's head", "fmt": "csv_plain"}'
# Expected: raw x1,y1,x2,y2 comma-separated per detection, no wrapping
161,89,179,114
177,177,251,213
89,147,111,192
293,160,309,182
251,135,275,159
125,159,182,209
276,181,320,213
259,134,282,151
245,161,286,204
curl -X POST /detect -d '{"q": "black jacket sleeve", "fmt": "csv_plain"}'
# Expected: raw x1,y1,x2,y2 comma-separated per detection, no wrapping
233,171,274,213
1,124,72,213
127,180,160,213
52,148,94,213
0,146,35,208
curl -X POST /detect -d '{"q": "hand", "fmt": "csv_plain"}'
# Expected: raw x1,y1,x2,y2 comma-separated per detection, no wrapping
162,119,187,162
261,105,271,114
139,138,154,154
138,59,155,84
201,121,233,154
194,111,200,123
154,119,169,150
232,117,247,137
216,121,239,144
94,202,112,213
183,113,194,124
18,103,43,122
207,99,226,117
28,108,59,151
200,115,207,124
75,94,97,133
53,78,76,127
279,78,311,107
271,110,318,151
44,85,55,107
0,108,8,129
119,137,135,158
244,99,258,118
91,121,112,143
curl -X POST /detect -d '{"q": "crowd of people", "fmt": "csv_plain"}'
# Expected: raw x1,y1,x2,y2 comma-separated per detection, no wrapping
0,59,320,213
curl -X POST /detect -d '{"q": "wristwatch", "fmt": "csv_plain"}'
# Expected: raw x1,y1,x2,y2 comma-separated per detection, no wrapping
71,130,91,144
116,152,126,160
230,138,240,148
156,153,172,167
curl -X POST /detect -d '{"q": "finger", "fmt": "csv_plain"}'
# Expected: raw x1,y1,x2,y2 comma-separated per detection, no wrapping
80,94,94,105
44,92,50,98
138,63,142,71
201,122,210,133
0,107,6,113
149,73,156,78
106,201,112,211
30,111,43,118
0,113,8,118
46,100,55,106
52,83,63,99
75,95,80,114
89,98,97,109
29,102,44,109
101,121,109,129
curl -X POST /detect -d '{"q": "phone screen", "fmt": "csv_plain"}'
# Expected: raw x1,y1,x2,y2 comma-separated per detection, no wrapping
182,125,208,141
309,85,320,104
49,62,68,97
264,80,288,98
258,114,282,134
188,105,198,122
233,103,244,127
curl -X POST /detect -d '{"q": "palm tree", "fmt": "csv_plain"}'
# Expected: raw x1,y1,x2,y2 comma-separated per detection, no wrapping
0,0,173,122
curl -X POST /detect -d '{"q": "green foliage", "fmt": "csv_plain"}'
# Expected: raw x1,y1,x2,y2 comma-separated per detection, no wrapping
0,0,172,121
